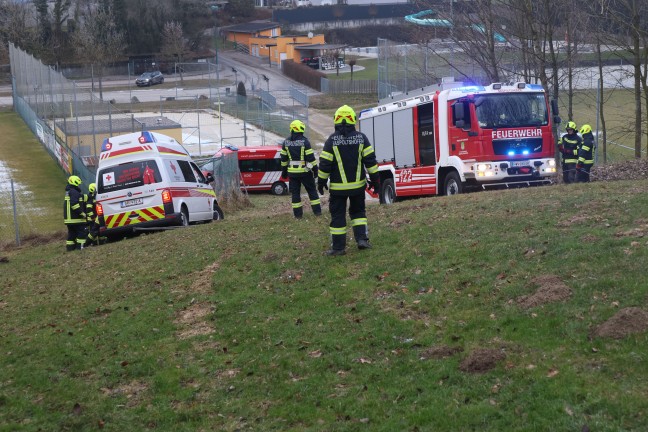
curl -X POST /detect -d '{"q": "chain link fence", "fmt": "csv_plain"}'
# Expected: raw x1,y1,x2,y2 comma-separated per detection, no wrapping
6,44,311,245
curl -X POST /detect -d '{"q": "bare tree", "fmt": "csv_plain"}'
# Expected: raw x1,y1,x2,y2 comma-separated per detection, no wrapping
600,0,647,158
161,21,187,83
347,55,357,81
73,7,126,102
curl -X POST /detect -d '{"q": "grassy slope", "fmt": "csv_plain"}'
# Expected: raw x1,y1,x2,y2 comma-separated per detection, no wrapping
0,112,68,244
1,179,647,431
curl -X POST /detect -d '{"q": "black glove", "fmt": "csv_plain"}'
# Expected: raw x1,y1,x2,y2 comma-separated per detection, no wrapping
281,168,288,179
368,175,380,194
317,178,328,195
312,165,318,179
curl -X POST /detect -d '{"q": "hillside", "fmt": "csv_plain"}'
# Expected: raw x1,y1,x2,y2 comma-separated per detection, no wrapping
1,178,648,430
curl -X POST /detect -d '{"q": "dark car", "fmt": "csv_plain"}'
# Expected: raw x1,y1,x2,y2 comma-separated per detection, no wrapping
135,71,164,87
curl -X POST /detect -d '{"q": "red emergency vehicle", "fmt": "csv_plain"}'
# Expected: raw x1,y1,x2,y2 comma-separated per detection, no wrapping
201,145,287,195
358,82,560,203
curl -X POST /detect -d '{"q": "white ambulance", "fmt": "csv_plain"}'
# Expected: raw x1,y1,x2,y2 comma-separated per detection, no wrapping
95,131,223,238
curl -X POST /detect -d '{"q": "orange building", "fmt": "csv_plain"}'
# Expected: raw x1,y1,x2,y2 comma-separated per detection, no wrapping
225,21,327,67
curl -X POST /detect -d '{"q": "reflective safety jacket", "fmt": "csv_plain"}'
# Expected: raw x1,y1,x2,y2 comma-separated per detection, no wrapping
281,132,317,176
318,124,379,196
85,191,96,222
64,184,86,224
558,132,582,164
577,132,595,166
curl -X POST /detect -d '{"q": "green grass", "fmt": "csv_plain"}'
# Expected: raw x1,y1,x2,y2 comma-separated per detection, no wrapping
2,177,648,431
0,112,68,244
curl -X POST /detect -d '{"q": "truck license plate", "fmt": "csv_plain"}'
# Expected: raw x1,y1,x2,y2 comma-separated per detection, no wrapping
121,198,143,208
511,161,529,167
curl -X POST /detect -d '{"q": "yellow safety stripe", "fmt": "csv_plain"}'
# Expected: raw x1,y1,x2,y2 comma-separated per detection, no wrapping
330,226,346,235
106,206,165,229
318,171,330,180
351,218,367,226
310,198,321,205
355,144,363,182
305,148,314,155
581,145,591,151
291,202,303,209
320,151,333,161
362,146,374,157
367,164,378,174
333,147,347,183
330,180,366,191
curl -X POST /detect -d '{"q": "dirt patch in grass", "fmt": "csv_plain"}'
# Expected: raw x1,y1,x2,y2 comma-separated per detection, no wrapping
420,345,464,360
1,231,65,251
188,260,222,295
101,380,149,407
175,302,214,340
459,348,506,373
593,307,648,339
516,274,572,309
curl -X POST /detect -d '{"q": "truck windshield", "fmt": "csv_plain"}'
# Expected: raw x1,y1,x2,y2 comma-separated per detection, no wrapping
475,93,548,129
97,159,162,193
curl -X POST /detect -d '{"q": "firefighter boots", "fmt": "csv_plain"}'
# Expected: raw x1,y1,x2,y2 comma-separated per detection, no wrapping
326,234,346,256
353,225,371,249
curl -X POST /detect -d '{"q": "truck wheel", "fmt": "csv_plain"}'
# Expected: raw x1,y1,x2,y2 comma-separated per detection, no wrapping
444,172,462,196
213,203,224,221
380,179,396,204
180,206,189,226
271,181,287,196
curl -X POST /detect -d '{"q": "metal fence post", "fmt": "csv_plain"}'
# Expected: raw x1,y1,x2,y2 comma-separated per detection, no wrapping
11,179,21,246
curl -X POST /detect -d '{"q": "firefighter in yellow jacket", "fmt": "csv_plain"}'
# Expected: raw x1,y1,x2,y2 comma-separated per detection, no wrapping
63,175,87,251
317,105,380,256
576,124,595,182
558,121,582,184
280,120,321,218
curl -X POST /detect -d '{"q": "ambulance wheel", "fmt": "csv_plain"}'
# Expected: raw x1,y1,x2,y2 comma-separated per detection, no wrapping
444,172,462,196
180,206,189,226
380,179,396,204
213,203,224,221
271,181,287,196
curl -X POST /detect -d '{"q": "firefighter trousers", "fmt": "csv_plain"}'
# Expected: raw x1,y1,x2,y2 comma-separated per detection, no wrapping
289,175,321,218
562,162,577,184
576,165,592,183
65,223,87,251
328,194,368,251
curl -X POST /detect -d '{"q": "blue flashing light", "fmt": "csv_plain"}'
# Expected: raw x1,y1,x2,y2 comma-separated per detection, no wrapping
522,150,530,155
101,138,112,152
507,150,515,156
455,85,486,93
138,131,155,144
526,84,544,91
224,144,239,151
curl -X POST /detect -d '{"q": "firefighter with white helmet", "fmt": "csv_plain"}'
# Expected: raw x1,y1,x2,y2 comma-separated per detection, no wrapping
558,121,582,184
63,175,87,251
280,119,322,218
576,124,595,182
318,105,380,256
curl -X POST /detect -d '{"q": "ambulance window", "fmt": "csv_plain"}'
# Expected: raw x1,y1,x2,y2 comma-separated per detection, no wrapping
97,159,162,193
266,158,282,171
177,160,197,182
190,162,208,183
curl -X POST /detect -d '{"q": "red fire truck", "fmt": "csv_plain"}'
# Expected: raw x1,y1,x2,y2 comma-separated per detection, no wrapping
358,82,560,203
201,145,288,195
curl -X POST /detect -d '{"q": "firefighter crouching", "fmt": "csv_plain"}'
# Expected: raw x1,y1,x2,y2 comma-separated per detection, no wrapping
576,124,595,183
63,175,87,251
558,121,582,184
280,119,322,218
317,105,380,256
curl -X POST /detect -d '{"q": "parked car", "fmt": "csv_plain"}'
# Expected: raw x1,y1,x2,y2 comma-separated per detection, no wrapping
136,71,164,87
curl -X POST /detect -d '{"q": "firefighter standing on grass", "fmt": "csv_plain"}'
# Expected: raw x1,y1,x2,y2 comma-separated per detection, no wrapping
63,175,87,251
85,183,103,246
576,124,595,183
317,105,380,256
280,119,322,218
558,121,582,184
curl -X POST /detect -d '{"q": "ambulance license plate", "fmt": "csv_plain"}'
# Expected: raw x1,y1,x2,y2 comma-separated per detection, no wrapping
121,198,143,208
511,161,529,167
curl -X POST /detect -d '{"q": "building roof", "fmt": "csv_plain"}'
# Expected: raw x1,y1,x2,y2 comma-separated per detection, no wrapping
273,4,420,24
294,43,347,50
58,116,181,136
225,21,281,34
